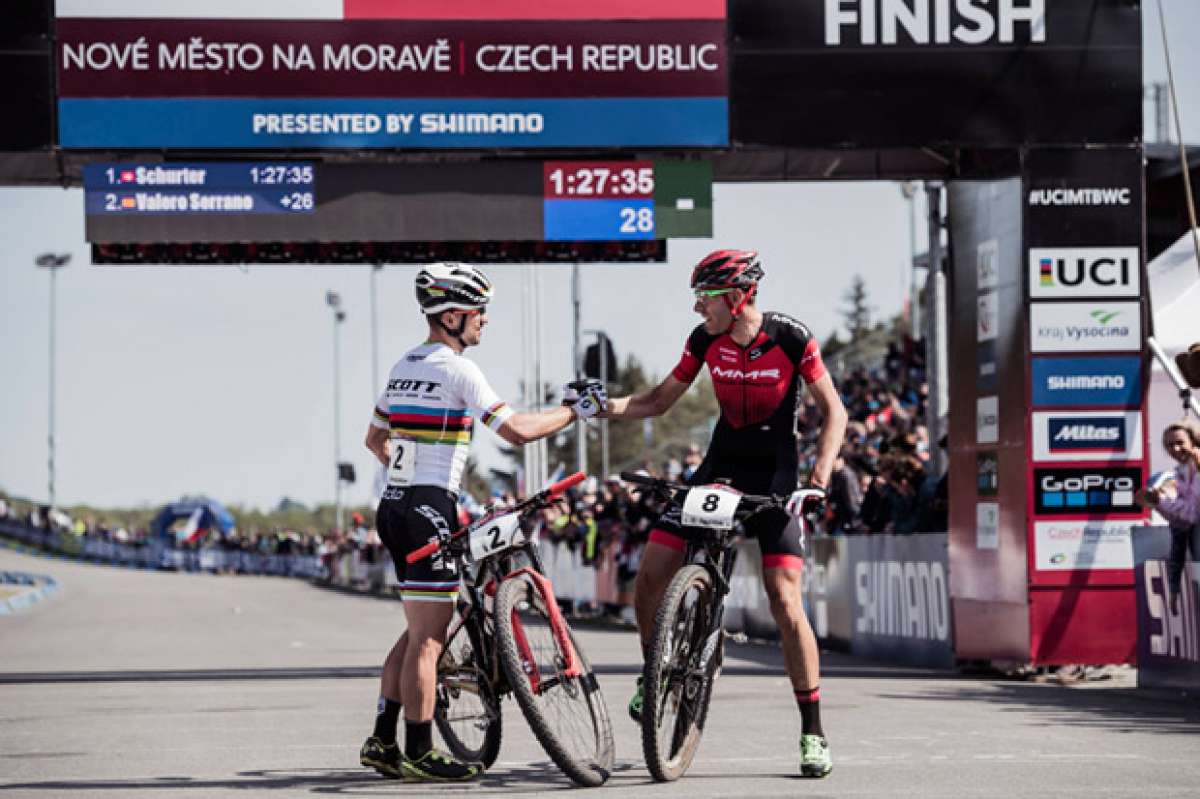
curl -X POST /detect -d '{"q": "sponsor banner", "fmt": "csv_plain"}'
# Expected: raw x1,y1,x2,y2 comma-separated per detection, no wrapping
1034,520,1135,571
976,395,998,444
976,451,999,496
1133,526,1200,690
1029,301,1141,353
847,534,954,668
1030,356,1142,408
977,291,998,341
1031,410,1144,462
1028,247,1140,298
1028,186,1133,208
56,0,723,20
59,97,728,149
977,239,999,290
976,341,997,392
57,20,726,99
1033,465,1142,515
976,502,999,550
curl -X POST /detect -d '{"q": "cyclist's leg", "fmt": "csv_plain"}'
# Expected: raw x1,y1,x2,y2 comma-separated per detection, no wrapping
754,510,831,777
629,503,687,720
635,503,689,654
362,498,409,776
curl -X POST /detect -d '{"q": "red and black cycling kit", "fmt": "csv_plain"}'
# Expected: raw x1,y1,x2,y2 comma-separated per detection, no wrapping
673,311,826,496
649,312,827,568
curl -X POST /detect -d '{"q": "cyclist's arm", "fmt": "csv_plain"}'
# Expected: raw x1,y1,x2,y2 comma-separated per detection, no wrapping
495,406,576,447
364,424,389,467
605,375,690,420
806,373,848,490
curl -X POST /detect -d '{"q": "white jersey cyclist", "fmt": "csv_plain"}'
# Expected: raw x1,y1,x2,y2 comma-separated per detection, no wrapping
370,342,514,497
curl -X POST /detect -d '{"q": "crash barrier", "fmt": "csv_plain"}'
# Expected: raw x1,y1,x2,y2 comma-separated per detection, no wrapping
0,570,59,615
1133,525,1200,692
4,515,954,668
0,519,324,579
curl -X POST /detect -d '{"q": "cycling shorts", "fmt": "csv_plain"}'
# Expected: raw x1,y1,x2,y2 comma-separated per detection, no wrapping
376,486,460,602
647,499,805,571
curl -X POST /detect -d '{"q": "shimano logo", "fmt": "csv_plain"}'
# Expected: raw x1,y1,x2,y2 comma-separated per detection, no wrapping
711,366,781,381
854,560,949,641
1048,375,1125,391
825,0,1046,47
1029,188,1131,207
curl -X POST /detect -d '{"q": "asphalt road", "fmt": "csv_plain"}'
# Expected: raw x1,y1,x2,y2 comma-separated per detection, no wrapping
1,545,1197,798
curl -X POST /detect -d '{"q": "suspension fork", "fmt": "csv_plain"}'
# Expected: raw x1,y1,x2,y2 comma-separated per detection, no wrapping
504,566,582,694
696,543,738,671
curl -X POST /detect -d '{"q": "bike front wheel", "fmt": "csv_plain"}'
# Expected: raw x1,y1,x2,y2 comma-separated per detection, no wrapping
642,564,722,782
495,574,615,787
434,617,503,768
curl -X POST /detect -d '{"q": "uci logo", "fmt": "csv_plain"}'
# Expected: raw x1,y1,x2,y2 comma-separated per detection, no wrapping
1039,256,1131,288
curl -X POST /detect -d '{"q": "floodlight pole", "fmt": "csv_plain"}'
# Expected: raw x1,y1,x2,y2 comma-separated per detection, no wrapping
584,329,611,479
37,253,71,508
924,183,948,475
573,263,587,473
326,291,346,535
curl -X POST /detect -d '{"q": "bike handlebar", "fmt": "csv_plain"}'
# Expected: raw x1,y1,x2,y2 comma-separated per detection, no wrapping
406,471,588,564
617,471,784,512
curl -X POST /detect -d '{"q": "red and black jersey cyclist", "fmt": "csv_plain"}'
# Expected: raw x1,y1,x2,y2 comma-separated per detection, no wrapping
601,249,848,778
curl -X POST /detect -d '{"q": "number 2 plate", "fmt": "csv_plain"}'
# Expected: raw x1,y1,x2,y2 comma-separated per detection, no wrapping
680,485,742,530
387,438,416,487
468,512,523,561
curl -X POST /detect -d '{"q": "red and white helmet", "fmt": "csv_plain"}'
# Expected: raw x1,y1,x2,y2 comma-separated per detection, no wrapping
691,250,763,317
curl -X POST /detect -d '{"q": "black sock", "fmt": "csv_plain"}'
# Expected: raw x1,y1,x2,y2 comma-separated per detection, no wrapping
794,687,824,737
372,697,401,745
404,720,434,760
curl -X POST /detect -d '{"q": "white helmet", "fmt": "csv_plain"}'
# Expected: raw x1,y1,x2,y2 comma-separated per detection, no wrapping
415,262,493,314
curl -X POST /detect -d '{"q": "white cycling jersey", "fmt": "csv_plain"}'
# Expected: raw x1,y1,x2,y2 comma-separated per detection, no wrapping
370,342,514,496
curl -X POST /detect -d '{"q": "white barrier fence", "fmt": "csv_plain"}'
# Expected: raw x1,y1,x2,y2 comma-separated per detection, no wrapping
0,519,324,579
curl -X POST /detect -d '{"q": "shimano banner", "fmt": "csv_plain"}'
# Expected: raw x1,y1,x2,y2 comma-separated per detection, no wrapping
802,533,954,669
1134,526,1200,692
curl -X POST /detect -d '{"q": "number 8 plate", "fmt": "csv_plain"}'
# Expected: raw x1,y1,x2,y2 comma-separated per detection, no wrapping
680,485,742,530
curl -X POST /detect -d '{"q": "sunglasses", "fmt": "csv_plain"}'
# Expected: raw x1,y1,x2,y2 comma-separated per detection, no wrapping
693,288,734,300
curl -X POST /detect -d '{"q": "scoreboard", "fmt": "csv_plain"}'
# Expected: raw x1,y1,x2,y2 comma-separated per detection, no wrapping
84,162,316,216
85,159,711,263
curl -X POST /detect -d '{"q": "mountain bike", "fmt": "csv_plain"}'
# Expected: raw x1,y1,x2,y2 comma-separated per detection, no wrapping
620,471,804,782
406,471,615,787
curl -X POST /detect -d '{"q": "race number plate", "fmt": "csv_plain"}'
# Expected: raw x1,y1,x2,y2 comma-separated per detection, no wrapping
468,512,524,561
680,485,742,530
387,438,416,486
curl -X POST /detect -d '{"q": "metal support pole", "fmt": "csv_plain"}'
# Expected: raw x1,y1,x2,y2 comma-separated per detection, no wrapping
48,266,58,508
572,263,586,473
1148,336,1200,419
924,183,947,475
370,264,381,399
326,291,345,534
599,332,610,479
37,253,70,508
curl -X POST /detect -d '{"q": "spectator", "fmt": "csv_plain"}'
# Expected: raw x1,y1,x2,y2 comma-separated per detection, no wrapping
1138,420,1200,613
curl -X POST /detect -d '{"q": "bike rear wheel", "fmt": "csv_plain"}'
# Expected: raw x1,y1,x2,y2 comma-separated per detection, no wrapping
642,564,721,782
434,618,502,768
495,574,615,787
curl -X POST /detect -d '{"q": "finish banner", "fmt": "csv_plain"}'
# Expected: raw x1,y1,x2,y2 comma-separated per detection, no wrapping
56,1,728,149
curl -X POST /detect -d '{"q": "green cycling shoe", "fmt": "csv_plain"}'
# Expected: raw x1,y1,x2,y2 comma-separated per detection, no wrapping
800,734,833,778
628,675,645,722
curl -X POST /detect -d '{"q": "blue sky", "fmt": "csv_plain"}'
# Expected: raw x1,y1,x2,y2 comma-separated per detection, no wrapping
2,1,1197,510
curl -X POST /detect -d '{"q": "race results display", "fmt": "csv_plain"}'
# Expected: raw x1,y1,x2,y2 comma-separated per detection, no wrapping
83,159,711,258
83,162,315,215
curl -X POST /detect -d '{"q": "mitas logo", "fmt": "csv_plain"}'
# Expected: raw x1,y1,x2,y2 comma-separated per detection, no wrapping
824,0,1046,46
1049,417,1125,452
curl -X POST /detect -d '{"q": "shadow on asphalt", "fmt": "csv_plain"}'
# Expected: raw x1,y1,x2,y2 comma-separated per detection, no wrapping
874,681,1200,735
0,762,647,794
